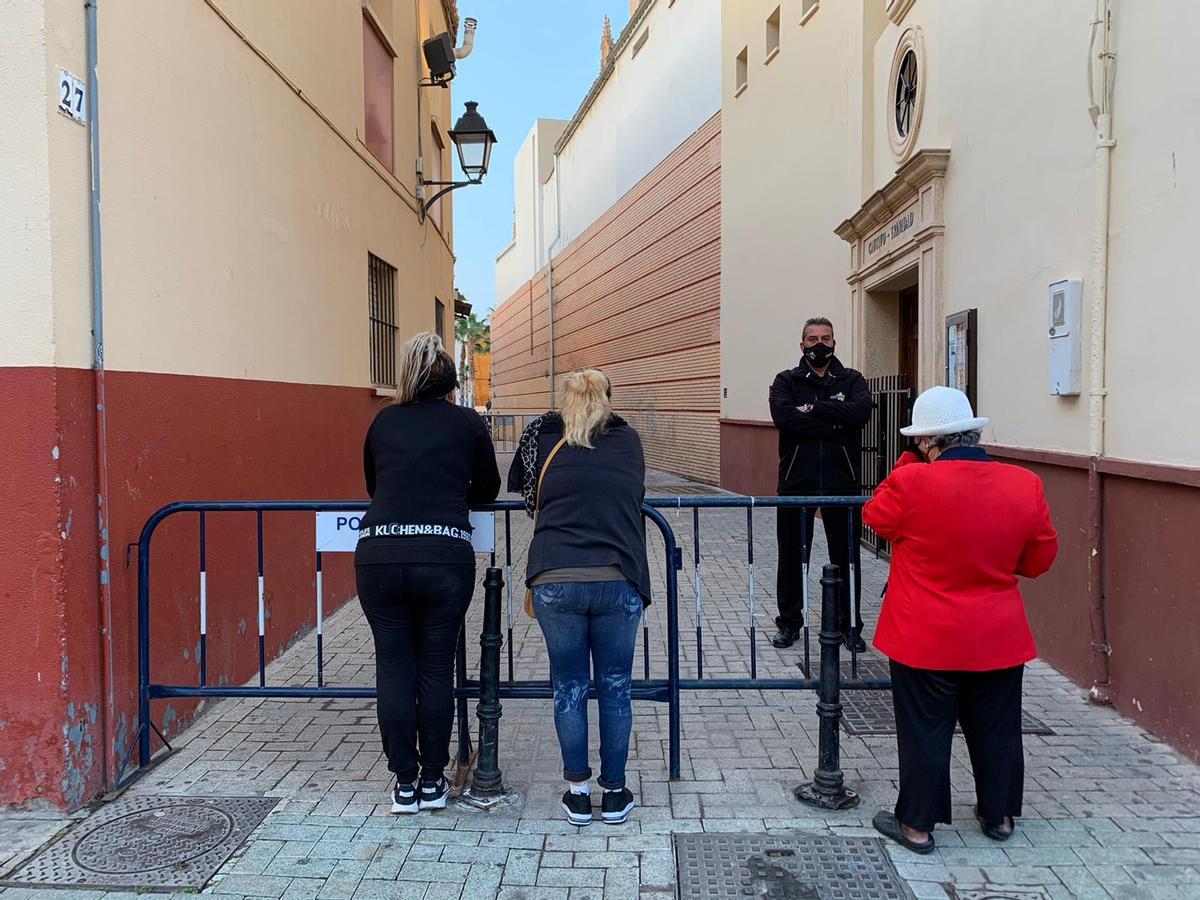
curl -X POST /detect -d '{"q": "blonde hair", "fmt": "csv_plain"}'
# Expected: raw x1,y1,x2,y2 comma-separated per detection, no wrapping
394,332,456,405
561,369,612,449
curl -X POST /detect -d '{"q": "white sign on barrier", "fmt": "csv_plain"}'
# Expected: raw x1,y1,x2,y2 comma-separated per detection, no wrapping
315,511,495,554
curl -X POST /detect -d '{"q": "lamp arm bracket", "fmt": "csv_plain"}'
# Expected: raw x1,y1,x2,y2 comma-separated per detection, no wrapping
420,180,476,220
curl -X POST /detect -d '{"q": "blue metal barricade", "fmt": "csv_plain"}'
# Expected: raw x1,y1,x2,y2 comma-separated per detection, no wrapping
131,494,879,787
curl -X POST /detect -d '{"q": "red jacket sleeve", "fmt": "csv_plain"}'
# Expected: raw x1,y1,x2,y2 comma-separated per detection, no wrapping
1017,481,1059,578
863,469,905,541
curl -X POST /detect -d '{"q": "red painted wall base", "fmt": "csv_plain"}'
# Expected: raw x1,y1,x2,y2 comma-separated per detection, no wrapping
720,418,1200,764
1,366,386,808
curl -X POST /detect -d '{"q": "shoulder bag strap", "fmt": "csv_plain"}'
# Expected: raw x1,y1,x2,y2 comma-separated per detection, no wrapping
534,437,569,519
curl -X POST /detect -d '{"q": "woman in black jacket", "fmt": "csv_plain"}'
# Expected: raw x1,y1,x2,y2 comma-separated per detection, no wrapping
356,332,500,813
507,369,650,826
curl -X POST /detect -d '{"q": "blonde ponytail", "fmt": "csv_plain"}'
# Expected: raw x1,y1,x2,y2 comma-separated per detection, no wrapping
395,332,456,405
561,369,612,449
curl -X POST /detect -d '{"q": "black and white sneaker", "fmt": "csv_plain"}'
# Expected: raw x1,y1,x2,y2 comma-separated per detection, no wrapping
419,777,451,810
561,790,593,826
391,779,419,814
601,788,635,824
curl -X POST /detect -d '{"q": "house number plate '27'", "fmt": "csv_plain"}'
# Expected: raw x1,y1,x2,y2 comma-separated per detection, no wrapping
58,68,86,124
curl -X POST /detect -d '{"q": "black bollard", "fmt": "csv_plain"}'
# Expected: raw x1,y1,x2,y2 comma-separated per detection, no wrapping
470,566,505,797
795,564,860,810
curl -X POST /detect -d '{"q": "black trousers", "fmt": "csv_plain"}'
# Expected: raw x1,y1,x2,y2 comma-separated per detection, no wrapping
356,561,475,783
775,503,863,634
890,659,1025,831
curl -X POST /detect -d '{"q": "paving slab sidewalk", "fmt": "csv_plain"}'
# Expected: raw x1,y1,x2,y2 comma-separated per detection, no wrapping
3,460,1199,899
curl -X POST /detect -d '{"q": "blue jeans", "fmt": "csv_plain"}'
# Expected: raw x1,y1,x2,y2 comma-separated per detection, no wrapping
532,580,643,788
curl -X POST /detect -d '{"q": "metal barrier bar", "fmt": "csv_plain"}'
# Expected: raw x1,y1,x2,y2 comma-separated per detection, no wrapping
801,509,811,676
746,504,757,680
504,509,514,685
134,495,856,784
456,628,470,766
199,511,207,687
146,679,885,701
693,506,703,680
315,551,324,688
847,510,859,678
642,519,651,681
256,510,265,688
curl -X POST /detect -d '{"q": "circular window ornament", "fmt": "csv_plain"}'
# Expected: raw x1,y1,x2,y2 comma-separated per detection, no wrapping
887,28,926,163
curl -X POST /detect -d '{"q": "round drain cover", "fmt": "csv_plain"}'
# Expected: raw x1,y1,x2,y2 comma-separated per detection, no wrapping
73,804,235,874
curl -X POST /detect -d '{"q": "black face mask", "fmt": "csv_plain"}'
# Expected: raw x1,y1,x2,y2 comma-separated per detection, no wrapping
803,343,835,367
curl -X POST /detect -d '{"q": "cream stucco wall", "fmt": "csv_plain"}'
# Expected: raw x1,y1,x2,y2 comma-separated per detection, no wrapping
1103,2,1200,465
2,0,456,387
495,118,568,305
553,0,721,255
722,0,1200,468
2,1,57,368
863,2,1097,453
496,0,721,299
721,0,884,422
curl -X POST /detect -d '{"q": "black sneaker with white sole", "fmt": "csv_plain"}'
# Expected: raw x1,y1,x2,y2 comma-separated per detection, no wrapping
561,790,593,826
391,779,419,814
601,788,635,824
419,777,451,810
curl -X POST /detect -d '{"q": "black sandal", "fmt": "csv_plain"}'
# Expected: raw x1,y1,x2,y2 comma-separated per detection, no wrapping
872,810,936,855
974,806,1015,842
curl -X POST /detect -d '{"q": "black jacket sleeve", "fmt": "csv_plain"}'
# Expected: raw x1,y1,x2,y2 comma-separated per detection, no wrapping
769,372,837,439
467,416,501,506
811,371,873,427
362,422,376,498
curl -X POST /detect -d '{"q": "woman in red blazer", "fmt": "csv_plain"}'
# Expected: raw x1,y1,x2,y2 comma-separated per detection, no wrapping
865,387,1058,855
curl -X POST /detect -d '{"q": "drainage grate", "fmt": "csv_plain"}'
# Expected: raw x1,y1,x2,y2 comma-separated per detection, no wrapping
947,887,1053,900
2,795,277,891
674,832,915,899
839,689,1054,737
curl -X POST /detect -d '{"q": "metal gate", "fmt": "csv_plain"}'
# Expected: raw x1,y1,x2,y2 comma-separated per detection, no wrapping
860,375,913,557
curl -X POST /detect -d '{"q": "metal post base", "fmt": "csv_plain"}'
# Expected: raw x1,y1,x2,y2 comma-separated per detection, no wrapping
458,787,521,811
793,782,861,810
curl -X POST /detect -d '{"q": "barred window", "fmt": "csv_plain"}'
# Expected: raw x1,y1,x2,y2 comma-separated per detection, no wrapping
368,253,397,388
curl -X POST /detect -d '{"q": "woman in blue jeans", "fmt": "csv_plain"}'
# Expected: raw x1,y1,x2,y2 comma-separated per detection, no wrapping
507,369,652,825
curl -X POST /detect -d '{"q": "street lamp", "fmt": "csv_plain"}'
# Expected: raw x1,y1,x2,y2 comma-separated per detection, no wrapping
420,101,497,221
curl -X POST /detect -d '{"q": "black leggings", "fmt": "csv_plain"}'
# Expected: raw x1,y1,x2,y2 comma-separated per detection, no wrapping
356,561,475,783
890,659,1025,831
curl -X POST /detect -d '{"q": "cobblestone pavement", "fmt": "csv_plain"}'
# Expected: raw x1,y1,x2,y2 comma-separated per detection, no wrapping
4,459,1200,898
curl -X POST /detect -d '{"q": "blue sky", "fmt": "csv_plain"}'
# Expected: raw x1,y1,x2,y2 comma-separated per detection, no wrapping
449,1,632,317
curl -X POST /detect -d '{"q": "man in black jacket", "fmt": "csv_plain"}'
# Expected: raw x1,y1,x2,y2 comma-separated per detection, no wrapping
769,317,873,651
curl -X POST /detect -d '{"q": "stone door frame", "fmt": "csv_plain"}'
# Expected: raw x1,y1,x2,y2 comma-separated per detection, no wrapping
835,149,949,390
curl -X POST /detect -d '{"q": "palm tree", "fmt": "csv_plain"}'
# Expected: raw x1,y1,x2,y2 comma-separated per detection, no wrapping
454,312,490,407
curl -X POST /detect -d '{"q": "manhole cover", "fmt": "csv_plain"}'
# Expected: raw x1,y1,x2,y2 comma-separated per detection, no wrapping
2,795,277,891
947,887,1052,900
838,689,1053,737
674,832,915,899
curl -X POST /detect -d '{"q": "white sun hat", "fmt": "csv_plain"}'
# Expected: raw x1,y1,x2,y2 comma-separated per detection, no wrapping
900,386,989,437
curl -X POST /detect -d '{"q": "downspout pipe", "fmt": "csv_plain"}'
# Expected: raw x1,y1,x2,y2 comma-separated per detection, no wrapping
546,152,562,408
1085,0,1115,704
85,0,117,787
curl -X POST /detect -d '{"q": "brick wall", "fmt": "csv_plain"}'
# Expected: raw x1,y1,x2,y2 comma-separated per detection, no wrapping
491,114,721,484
